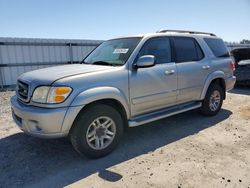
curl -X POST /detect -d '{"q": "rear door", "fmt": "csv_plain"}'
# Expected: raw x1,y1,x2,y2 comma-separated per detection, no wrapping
172,37,210,103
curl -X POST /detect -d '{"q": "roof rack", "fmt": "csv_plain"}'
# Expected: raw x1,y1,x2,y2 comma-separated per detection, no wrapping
156,29,216,37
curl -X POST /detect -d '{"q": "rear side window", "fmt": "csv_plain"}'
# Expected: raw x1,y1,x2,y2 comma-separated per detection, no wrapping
204,38,229,58
139,37,172,64
173,37,204,63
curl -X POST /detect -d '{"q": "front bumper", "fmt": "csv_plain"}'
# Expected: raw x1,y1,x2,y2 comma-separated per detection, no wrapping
225,76,236,91
11,96,83,138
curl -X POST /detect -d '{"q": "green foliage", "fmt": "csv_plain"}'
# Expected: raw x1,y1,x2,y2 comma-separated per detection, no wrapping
240,39,250,44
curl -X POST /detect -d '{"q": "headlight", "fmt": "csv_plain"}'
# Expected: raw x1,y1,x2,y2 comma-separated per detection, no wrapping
32,86,72,104
32,86,50,103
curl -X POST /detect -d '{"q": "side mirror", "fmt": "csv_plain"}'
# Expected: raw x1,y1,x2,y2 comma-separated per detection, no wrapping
134,55,155,69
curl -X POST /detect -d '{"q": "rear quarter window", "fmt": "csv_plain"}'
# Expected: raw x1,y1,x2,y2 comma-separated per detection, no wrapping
204,38,229,58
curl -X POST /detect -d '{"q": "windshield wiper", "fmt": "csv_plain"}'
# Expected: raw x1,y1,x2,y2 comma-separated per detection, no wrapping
92,61,112,66
92,61,122,66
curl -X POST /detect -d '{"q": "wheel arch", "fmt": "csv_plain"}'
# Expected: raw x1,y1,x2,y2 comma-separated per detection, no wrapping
200,71,226,100
64,87,130,133
79,98,128,125
70,86,130,118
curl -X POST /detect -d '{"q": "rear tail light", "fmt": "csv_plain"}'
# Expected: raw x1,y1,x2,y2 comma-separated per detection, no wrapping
230,60,235,72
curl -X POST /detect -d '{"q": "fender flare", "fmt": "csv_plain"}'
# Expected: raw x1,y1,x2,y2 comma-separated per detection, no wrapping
70,86,130,118
200,71,226,100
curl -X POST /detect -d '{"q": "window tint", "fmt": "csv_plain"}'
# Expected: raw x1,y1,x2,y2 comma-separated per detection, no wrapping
173,37,204,63
204,38,229,57
139,37,171,64
204,38,229,58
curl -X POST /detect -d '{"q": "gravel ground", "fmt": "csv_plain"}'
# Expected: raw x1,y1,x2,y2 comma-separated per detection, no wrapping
0,88,250,188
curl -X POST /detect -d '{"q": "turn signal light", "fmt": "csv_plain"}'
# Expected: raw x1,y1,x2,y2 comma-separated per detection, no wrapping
54,95,65,103
55,87,71,95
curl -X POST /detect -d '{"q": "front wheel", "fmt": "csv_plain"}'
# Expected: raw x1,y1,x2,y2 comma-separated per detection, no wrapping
200,84,223,116
70,104,124,158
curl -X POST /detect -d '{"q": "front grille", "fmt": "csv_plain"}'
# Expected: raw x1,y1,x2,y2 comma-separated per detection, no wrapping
17,80,29,102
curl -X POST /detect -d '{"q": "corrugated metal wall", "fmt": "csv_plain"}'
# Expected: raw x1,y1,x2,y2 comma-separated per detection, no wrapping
0,37,103,88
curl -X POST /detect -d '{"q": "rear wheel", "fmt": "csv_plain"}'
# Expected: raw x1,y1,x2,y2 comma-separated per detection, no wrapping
70,104,124,158
200,84,223,116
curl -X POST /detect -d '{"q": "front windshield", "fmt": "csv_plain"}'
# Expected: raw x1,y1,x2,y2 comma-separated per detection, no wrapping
83,37,141,66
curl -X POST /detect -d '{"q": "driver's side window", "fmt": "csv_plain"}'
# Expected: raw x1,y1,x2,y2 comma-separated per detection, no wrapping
139,37,172,64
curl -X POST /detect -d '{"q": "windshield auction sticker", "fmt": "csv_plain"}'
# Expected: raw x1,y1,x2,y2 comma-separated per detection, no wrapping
113,48,129,54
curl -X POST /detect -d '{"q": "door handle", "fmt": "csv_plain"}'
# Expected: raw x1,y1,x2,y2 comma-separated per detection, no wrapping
165,70,175,75
202,65,210,70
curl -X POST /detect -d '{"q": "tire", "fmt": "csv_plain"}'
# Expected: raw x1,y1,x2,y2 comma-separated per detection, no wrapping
70,104,124,158
200,84,223,116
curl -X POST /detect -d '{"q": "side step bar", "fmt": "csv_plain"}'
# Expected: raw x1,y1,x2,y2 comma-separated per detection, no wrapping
128,102,202,127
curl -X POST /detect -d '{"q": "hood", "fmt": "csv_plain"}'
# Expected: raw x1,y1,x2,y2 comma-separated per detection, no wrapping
19,64,113,85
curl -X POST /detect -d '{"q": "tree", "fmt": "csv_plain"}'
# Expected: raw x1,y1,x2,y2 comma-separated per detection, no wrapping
240,39,250,44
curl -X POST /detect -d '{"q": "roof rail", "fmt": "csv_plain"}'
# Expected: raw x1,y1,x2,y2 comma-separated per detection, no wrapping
156,29,216,37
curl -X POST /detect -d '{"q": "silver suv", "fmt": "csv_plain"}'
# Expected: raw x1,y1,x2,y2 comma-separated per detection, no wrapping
11,30,236,158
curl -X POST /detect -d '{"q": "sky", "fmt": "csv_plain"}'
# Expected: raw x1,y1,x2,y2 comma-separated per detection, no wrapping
0,0,249,42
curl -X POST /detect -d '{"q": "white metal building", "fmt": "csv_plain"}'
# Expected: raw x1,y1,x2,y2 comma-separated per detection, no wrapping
0,37,102,89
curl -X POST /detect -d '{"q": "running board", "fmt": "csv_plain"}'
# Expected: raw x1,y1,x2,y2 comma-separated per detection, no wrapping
128,102,202,127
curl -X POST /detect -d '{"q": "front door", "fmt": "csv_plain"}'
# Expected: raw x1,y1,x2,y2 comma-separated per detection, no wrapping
129,37,177,117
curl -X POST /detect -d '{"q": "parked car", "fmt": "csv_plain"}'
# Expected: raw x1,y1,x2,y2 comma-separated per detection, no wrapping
231,48,250,86
11,30,236,158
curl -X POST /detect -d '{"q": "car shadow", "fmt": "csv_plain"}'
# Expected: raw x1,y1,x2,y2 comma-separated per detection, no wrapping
228,86,250,95
0,109,232,188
